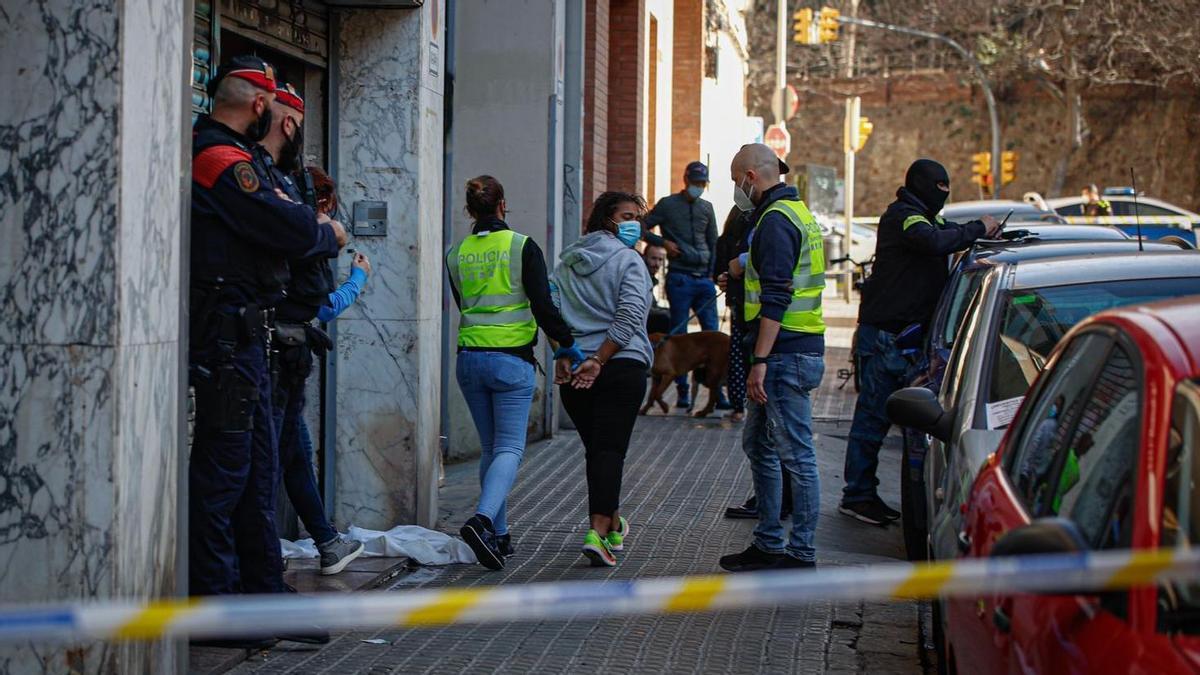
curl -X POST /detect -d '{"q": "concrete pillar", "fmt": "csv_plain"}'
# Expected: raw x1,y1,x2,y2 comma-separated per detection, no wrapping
445,0,568,464
332,2,445,528
0,0,187,671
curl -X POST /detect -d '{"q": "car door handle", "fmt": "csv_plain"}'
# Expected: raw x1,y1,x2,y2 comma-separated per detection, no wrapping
993,605,1012,633
957,531,971,553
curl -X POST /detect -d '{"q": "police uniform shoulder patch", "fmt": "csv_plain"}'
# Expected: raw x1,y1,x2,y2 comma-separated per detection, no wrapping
193,145,253,189
233,162,260,193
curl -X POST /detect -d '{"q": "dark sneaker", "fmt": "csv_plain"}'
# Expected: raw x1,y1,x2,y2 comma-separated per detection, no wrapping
838,500,895,527
318,535,365,576
277,627,330,645
872,496,901,521
461,514,505,570
497,533,515,558
190,637,276,650
719,544,784,572
724,495,757,519
675,395,692,409
773,555,816,570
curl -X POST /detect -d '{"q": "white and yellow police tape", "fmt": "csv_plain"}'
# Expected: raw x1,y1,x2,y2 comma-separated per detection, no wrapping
4,548,1198,643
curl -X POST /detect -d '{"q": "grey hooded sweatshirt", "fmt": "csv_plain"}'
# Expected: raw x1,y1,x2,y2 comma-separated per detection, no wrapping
553,231,654,366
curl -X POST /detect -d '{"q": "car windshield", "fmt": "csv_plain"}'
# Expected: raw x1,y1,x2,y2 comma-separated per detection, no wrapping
983,277,1200,429
1161,379,1200,634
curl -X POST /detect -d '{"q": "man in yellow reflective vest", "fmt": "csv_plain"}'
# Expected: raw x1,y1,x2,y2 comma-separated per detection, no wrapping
718,143,827,572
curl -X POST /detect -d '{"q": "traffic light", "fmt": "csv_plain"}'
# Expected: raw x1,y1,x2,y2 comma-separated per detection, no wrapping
818,7,840,43
792,8,813,44
855,116,873,151
971,151,992,191
1001,151,1018,186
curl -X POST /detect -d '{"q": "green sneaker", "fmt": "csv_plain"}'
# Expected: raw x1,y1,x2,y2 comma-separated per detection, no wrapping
582,530,617,567
607,517,629,551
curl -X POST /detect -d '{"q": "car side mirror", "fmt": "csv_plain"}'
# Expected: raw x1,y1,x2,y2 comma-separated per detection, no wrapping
886,387,953,443
990,517,1087,557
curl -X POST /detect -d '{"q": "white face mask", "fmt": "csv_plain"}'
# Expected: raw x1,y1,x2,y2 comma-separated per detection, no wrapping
733,174,756,212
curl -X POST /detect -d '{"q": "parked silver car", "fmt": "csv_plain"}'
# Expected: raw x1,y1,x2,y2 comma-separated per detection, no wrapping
890,250,1200,563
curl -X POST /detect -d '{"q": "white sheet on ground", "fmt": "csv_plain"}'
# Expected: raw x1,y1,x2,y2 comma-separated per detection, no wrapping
280,524,476,565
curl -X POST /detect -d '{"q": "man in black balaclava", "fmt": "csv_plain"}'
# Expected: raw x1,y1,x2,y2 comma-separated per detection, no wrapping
838,159,1000,526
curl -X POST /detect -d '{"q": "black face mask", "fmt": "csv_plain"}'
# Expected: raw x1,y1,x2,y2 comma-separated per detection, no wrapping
905,159,950,214
247,105,273,143
277,121,304,174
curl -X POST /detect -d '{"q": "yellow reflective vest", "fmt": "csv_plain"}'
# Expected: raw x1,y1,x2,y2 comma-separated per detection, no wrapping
744,199,826,334
447,230,537,348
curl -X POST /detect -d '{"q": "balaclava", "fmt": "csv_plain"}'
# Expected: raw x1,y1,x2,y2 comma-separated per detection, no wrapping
905,159,950,214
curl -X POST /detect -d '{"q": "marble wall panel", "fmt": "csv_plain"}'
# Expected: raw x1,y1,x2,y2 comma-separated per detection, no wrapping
334,2,444,528
0,2,120,347
0,0,184,671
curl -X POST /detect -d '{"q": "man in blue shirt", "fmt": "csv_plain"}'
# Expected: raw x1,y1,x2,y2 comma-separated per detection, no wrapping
643,161,729,410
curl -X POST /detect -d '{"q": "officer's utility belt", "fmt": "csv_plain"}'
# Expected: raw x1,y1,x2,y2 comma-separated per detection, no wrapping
214,305,273,352
275,321,334,355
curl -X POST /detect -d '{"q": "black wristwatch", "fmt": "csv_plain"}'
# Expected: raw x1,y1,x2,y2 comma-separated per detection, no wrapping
749,354,771,365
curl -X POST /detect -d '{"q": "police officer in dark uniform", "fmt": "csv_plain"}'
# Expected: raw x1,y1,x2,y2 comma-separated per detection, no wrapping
838,159,999,526
257,81,365,575
189,56,347,615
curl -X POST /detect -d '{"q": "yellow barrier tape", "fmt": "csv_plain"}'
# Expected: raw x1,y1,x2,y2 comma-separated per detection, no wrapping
664,576,726,613
891,560,954,600
402,588,487,626
113,599,199,640
1104,549,1174,591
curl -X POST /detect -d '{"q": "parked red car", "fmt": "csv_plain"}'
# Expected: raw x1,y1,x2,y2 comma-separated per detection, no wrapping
891,297,1200,673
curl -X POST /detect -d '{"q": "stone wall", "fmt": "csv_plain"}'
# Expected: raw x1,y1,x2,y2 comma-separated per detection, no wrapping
0,0,185,671
767,75,1200,216
332,3,445,529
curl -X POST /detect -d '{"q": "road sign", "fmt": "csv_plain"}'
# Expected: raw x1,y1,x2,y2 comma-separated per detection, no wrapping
765,124,791,160
772,85,800,122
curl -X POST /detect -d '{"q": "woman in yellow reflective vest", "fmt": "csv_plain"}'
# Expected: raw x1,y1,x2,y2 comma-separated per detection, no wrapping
446,176,582,571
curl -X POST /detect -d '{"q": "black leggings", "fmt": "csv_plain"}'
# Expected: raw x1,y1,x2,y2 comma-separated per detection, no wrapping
560,358,648,516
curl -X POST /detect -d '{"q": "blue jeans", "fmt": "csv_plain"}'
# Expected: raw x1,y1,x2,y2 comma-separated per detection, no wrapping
743,352,825,561
456,351,536,535
666,271,719,392
842,325,923,505
274,344,339,547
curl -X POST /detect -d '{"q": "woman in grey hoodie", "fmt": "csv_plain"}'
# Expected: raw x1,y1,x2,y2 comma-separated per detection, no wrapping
552,191,654,567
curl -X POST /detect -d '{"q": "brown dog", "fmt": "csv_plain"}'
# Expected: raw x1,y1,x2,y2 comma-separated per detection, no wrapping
641,331,731,418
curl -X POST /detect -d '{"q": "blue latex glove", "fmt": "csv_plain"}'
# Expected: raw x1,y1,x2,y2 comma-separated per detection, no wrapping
554,345,586,369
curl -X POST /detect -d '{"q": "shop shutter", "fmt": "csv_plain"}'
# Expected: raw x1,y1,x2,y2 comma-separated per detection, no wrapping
192,1,221,120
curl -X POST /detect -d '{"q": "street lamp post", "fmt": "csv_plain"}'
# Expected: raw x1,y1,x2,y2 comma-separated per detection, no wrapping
836,15,1003,198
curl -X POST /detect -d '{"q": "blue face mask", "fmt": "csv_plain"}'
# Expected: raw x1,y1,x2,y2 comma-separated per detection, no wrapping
615,220,642,248
686,185,704,199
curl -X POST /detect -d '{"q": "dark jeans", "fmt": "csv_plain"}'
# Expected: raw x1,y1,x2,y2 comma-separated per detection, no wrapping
275,345,338,546
666,271,718,392
842,324,924,505
560,358,648,516
189,335,283,595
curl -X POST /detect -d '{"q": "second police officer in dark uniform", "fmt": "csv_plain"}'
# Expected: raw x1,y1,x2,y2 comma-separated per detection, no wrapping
256,82,366,575
189,56,347,626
